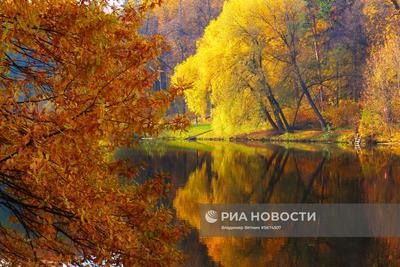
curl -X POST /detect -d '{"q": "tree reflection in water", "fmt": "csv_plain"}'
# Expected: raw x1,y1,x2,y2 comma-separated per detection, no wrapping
122,141,400,267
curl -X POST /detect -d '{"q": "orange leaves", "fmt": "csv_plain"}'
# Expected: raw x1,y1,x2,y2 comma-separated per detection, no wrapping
0,0,185,265
139,0,164,13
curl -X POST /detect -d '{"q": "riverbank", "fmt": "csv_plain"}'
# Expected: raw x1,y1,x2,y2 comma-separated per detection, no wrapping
161,124,356,144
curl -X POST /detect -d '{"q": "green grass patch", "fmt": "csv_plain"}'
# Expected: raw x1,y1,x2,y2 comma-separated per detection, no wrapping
161,124,213,139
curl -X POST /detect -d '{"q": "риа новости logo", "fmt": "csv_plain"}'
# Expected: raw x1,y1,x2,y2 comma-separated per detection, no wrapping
205,210,218,223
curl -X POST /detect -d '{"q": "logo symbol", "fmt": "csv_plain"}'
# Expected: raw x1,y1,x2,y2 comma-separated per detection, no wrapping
205,210,218,223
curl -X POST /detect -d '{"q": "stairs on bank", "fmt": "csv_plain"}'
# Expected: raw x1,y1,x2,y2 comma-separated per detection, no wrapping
354,135,361,149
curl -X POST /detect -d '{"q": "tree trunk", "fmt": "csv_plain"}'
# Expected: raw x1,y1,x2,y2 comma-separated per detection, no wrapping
310,13,325,110
239,73,280,131
261,102,279,130
292,92,305,127
267,95,286,131
336,63,340,107
292,58,327,130
257,54,291,132
266,85,291,131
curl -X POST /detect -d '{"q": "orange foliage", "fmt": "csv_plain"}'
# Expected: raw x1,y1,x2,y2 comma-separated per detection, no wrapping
294,106,320,129
323,100,360,129
0,0,189,265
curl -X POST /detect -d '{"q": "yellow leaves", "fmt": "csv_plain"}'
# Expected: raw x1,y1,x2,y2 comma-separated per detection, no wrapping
315,18,329,32
360,34,400,137
174,0,305,133
362,0,400,42
138,0,163,12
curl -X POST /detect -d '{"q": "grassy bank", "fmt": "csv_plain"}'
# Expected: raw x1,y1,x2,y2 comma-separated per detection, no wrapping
161,124,356,144
160,124,214,139
262,130,354,143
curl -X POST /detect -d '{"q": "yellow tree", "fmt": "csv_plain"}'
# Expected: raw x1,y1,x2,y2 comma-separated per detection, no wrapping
173,0,337,133
0,0,188,265
359,0,400,139
359,36,400,138
249,0,328,129
362,0,400,44
172,0,293,133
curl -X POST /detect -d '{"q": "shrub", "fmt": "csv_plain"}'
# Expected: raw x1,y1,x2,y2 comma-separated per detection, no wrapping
323,100,361,129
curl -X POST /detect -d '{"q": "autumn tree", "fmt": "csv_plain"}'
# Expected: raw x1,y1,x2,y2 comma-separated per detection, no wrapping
0,0,188,265
359,1,400,139
294,0,365,129
362,0,400,44
304,0,332,108
142,0,224,114
250,0,331,129
146,0,224,67
173,0,296,134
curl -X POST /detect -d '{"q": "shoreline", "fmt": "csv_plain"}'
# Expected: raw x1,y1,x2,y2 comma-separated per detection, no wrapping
160,130,400,146
161,136,351,144
158,136,400,147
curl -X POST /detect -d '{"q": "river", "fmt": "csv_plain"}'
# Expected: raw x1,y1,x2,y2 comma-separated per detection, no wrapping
116,140,400,267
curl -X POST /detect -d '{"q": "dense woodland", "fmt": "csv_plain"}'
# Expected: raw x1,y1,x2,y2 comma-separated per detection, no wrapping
150,0,400,139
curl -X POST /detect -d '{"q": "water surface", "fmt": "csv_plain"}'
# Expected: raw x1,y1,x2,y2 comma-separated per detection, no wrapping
117,141,400,267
